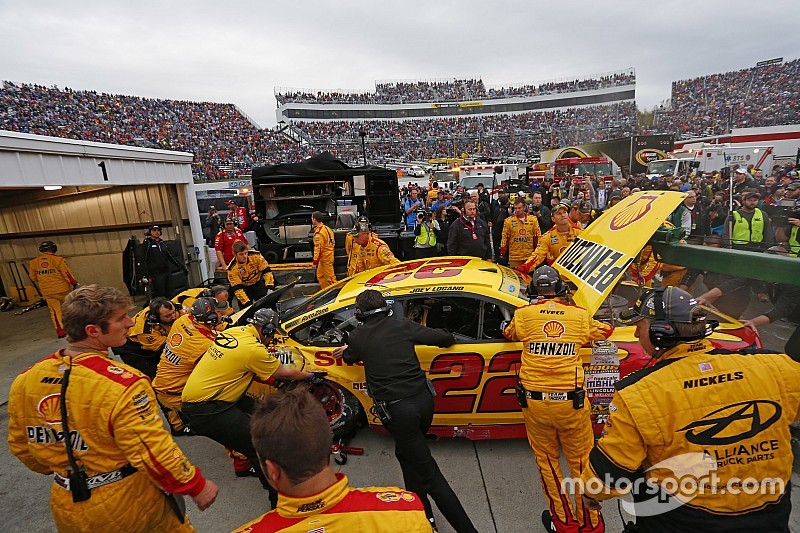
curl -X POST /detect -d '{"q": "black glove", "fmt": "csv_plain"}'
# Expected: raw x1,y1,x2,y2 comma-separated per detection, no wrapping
221,315,233,324
306,371,327,384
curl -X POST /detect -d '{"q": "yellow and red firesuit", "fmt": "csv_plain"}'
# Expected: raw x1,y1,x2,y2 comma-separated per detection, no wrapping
518,225,582,271
152,314,218,431
500,214,541,269
127,307,175,353
581,340,800,531
348,233,400,276
8,349,205,532
29,251,77,338
313,223,337,288
232,473,432,533
227,250,275,307
504,299,612,533
171,288,233,326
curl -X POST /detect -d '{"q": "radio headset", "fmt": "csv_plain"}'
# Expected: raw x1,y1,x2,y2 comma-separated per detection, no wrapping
354,305,391,321
573,366,585,410
60,358,91,502
191,298,219,327
648,288,676,348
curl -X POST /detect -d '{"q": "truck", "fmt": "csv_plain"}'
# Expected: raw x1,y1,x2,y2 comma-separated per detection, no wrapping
458,163,519,197
250,152,403,278
646,144,774,179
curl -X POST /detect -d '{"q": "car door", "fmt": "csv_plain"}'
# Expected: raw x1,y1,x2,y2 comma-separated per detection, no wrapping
400,293,524,429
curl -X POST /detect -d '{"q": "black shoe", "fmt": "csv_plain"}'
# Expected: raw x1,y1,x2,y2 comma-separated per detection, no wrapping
541,510,557,533
171,426,195,437
235,466,259,478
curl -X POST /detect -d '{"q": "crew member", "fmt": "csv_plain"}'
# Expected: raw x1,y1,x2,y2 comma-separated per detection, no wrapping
446,200,492,260
214,218,248,267
7,285,218,532
29,240,78,338
581,287,800,531
349,217,400,275
516,201,581,274
312,210,337,288
743,283,800,360
227,241,275,308
140,225,185,298
233,387,432,532
504,266,611,533
114,297,179,380
226,199,250,231
181,308,319,509
334,290,477,532
206,206,222,246
171,285,232,319
500,197,541,268
152,297,224,435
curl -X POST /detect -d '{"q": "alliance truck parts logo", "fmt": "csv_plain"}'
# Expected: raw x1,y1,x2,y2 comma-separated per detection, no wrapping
677,400,781,446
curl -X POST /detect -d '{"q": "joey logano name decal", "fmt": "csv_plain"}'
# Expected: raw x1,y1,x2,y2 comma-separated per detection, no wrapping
556,238,633,294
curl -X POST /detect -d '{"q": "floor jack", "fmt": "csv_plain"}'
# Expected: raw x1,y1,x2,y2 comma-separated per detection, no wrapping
330,438,364,466
8,260,46,315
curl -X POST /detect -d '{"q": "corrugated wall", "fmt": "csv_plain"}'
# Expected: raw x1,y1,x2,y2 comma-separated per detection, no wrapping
0,184,189,300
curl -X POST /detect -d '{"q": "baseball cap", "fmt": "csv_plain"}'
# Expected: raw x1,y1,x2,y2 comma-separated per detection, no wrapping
553,200,571,213
577,200,593,214
734,168,748,175
149,225,161,232
618,287,701,325
742,188,761,199
224,218,235,225
786,181,800,191
209,205,217,211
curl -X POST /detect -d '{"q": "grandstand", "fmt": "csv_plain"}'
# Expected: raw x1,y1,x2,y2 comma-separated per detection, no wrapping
653,58,800,139
2,59,798,178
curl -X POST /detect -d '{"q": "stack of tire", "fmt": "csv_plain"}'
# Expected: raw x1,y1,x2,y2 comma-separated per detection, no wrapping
333,230,351,281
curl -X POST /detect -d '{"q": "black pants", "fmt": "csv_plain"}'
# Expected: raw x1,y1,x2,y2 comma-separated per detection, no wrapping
384,389,476,533
786,326,800,362
182,397,278,507
114,340,159,380
149,271,171,299
237,280,270,309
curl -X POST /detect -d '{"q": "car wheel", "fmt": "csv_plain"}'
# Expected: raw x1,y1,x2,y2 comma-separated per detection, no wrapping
308,380,365,440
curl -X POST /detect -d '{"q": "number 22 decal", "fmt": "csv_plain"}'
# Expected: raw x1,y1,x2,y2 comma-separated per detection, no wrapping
428,351,521,414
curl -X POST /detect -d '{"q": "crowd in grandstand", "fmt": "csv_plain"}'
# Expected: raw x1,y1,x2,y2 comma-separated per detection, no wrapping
275,71,635,105
654,59,800,138
2,59,800,177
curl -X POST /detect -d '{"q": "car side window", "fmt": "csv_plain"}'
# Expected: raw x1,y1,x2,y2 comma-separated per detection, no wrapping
481,301,515,340
290,306,355,346
403,296,480,340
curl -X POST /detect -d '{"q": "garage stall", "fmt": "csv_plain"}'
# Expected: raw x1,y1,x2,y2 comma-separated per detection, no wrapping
0,131,205,302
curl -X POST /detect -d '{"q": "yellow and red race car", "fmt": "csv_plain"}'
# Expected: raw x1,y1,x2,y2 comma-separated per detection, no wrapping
267,258,759,440
249,192,761,440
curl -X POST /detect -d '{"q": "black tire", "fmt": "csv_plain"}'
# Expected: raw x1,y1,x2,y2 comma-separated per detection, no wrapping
264,250,280,264
333,255,348,268
308,381,365,441
334,230,349,247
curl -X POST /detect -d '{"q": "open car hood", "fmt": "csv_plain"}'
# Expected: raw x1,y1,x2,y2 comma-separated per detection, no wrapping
230,277,300,326
554,191,686,315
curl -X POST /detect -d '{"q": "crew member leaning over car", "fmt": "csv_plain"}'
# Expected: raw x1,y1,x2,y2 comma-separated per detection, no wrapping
581,287,800,533
227,241,275,308
348,217,399,276
516,201,580,274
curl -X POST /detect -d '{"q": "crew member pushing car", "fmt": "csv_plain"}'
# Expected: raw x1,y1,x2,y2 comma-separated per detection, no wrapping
504,266,611,533
227,241,275,308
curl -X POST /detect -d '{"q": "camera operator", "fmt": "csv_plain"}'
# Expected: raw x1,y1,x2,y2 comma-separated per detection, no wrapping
413,208,441,259
333,290,477,533
580,287,800,532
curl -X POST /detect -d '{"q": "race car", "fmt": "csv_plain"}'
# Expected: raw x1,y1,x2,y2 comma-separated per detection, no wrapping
244,192,761,440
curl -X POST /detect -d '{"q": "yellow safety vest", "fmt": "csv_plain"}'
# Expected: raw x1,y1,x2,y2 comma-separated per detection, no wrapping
731,209,765,245
790,225,799,256
415,222,437,248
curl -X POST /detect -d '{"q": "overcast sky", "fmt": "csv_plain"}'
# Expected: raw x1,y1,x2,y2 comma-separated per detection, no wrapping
2,0,798,128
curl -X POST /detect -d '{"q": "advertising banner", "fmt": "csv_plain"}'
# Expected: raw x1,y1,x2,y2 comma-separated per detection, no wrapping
540,135,674,175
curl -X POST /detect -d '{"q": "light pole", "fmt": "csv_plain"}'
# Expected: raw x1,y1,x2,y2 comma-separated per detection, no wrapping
358,129,367,166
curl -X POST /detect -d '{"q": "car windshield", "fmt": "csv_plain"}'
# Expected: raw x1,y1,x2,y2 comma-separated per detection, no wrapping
281,282,344,322
647,160,677,175
460,176,494,190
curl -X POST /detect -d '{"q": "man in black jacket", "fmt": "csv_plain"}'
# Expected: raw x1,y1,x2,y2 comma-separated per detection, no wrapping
334,290,477,533
141,225,185,298
446,200,492,260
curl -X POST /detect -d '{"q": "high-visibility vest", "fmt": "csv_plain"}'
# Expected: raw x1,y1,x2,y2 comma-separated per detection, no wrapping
790,225,799,257
731,209,765,245
415,222,437,248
